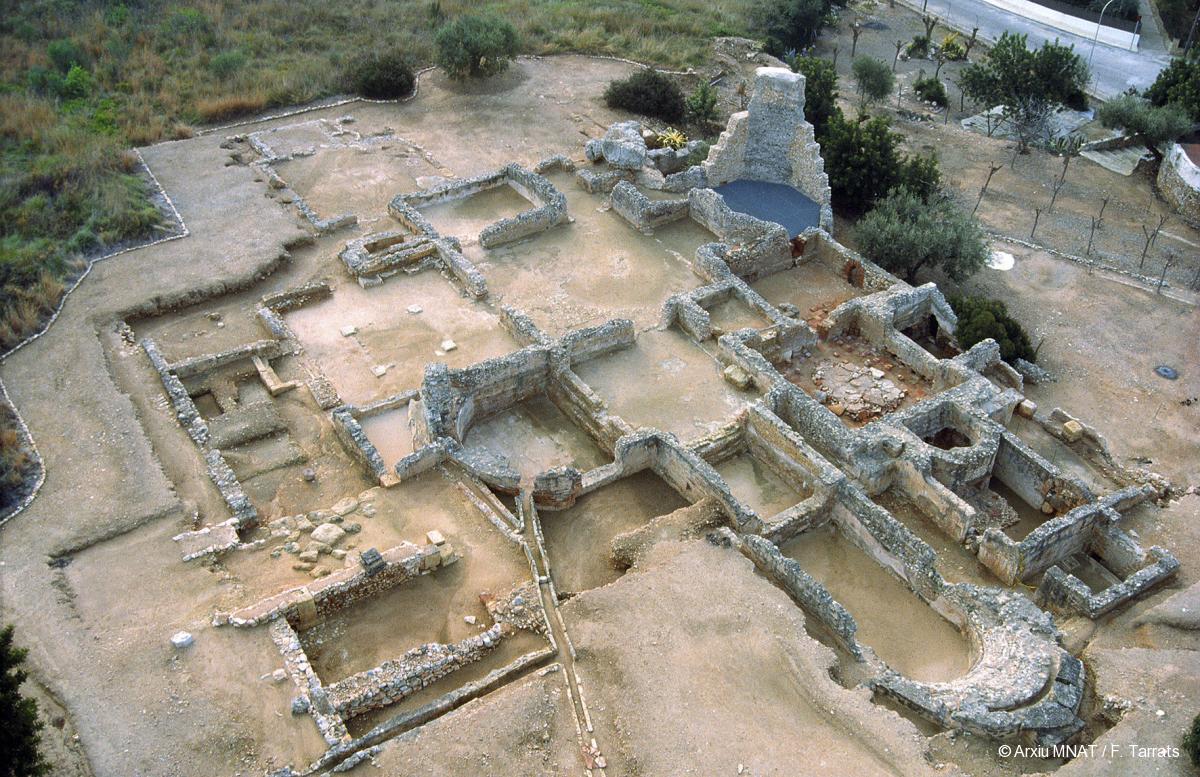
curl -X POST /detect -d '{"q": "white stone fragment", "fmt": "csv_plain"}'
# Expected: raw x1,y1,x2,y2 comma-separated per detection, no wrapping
170,631,194,649
407,304,423,314
464,615,477,625
440,339,457,352
340,325,357,337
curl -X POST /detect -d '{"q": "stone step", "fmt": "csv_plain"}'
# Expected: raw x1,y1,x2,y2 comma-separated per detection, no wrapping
173,519,240,561
1080,146,1151,176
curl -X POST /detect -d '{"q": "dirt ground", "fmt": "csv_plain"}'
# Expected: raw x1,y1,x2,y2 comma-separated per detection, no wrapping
0,34,1197,777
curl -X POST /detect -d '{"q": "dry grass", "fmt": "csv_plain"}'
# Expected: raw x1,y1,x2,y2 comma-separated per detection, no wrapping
0,271,66,352
194,93,270,122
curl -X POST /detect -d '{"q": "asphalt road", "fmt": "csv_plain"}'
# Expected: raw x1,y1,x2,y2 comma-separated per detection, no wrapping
897,0,1174,99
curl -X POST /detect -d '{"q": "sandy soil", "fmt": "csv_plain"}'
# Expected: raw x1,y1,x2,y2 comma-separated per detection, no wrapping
561,539,941,777
573,327,759,442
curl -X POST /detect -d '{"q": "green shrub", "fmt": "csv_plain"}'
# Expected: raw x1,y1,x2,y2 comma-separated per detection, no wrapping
940,32,966,61
948,295,1035,363
820,114,940,212
1184,713,1200,767
792,55,840,138
604,68,685,123
1145,57,1200,123
0,624,47,776
47,39,86,73
685,82,720,129
753,0,836,56
852,55,894,108
913,75,947,106
347,52,416,99
210,51,248,81
160,8,215,46
58,65,94,100
435,14,519,79
1098,93,1191,154
907,34,930,57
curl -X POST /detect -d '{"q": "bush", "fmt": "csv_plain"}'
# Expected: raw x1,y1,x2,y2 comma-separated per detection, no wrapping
1098,93,1191,154
753,0,836,56
1145,57,1200,123
948,295,1035,364
159,8,215,47
792,55,839,138
685,82,720,129
907,34,930,58
1184,713,1200,767
58,65,94,101
604,69,685,123
820,114,940,212
210,51,248,81
0,624,47,776
852,55,894,108
940,32,966,61
347,52,416,99
855,188,989,283
47,39,86,73
913,75,948,106
435,14,519,79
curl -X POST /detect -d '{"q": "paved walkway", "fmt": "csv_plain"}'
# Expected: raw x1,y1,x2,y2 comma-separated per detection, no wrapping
897,0,1174,99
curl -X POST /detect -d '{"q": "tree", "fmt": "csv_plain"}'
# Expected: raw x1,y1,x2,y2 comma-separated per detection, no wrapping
960,32,1089,152
1145,56,1200,123
685,82,720,131
852,55,894,109
604,69,685,123
1,625,47,777
1098,94,1192,157
753,0,834,55
854,188,989,282
792,56,840,138
948,295,1036,364
1184,712,1200,767
435,14,519,79
346,52,415,99
820,115,941,211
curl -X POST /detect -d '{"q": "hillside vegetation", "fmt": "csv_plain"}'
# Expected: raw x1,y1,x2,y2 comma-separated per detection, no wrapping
0,0,756,352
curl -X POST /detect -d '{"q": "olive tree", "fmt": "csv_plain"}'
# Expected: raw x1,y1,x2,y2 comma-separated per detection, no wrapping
435,14,519,79
854,187,989,282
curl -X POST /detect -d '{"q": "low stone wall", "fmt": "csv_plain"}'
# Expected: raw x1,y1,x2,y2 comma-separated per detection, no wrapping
1036,535,1179,618
326,624,506,719
223,539,455,627
1157,143,1200,223
609,181,690,232
170,339,285,380
143,337,259,530
390,163,569,249
270,619,350,746
332,408,390,484
738,533,862,657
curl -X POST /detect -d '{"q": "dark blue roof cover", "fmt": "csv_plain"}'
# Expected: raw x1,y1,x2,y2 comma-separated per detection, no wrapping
712,179,821,237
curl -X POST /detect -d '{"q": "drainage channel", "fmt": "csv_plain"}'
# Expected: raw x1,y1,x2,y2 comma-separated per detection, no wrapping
521,489,610,775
